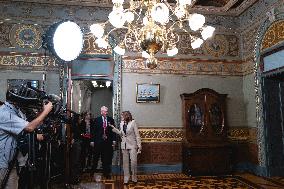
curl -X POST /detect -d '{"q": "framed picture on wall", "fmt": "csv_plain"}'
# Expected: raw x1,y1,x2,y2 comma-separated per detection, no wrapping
136,83,160,103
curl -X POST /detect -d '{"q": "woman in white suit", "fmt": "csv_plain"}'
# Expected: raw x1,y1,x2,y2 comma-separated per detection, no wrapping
110,111,141,184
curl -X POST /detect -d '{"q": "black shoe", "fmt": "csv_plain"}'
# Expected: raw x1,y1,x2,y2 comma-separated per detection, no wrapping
70,178,80,185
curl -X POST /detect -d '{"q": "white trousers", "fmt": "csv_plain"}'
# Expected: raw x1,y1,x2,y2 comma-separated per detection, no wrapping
122,148,137,183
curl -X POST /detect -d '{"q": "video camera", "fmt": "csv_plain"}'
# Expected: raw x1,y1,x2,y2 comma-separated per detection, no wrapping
6,84,64,123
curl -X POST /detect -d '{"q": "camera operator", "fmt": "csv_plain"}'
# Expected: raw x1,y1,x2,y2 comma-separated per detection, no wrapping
0,89,53,189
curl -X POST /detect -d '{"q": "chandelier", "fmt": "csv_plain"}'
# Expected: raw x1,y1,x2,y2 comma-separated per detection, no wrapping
90,0,215,69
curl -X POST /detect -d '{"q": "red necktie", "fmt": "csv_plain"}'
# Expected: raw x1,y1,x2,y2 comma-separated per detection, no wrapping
103,117,107,139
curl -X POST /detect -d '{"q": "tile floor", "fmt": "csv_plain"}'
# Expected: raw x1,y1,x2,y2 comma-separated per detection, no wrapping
49,173,284,189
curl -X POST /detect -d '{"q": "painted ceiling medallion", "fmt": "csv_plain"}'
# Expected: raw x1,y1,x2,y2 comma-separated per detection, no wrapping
10,24,43,49
203,34,229,58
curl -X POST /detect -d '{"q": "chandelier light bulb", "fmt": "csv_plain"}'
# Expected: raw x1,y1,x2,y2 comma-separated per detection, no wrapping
125,11,135,23
112,5,123,12
151,3,169,24
191,38,203,49
179,0,192,6
143,16,149,26
114,45,125,55
201,26,215,40
108,10,126,28
167,47,179,56
175,6,186,19
95,38,108,49
188,13,205,31
112,0,124,4
90,24,105,38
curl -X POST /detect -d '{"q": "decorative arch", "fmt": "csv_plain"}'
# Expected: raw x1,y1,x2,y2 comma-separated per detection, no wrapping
261,20,284,51
254,9,284,176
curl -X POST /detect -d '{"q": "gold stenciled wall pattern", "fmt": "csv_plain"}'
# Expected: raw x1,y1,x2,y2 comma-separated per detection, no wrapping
123,58,245,76
261,20,284,50
139,128,183,142
10,24,43,49
83,33,112,55
138,127,256,143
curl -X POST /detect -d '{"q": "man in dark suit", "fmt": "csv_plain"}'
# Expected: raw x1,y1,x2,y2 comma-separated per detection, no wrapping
91,106,116,179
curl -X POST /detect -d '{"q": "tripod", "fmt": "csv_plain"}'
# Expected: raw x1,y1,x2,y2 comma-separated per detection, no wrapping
0,150,19,189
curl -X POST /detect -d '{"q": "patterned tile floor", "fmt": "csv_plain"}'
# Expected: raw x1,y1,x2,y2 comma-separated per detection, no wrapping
49,173,284,189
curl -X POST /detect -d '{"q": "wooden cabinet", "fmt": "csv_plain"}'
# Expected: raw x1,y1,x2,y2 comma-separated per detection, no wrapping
181,88,232,175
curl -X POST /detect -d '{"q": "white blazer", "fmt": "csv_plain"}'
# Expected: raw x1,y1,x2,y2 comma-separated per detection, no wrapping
112,120,141,150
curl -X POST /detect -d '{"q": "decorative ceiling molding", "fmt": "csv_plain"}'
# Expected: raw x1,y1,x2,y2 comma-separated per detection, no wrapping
8,0,259,16
190,0,258,16
9,0,113,7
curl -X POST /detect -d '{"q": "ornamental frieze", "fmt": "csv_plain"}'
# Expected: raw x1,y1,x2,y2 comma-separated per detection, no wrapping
0,54,254,76
122,58,246,76
138,127,257,143
228,127,257,144
139,128,183,142
0,54,58,71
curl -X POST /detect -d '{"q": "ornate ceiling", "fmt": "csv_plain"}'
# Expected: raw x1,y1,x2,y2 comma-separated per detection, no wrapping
10,0,259,16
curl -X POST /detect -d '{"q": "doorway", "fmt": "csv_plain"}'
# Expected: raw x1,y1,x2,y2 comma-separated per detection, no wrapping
71,80,113,118
262,72,284,176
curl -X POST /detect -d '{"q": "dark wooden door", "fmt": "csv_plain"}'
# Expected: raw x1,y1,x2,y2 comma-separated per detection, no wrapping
262,76,284,176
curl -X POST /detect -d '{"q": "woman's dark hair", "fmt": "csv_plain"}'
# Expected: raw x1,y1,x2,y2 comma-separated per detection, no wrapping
121,111,133,124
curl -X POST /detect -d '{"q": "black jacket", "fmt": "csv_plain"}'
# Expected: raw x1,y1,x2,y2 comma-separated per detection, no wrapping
91,116,115,146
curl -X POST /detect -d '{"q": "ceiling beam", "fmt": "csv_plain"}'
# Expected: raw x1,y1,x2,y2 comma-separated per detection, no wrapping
223,0,240,11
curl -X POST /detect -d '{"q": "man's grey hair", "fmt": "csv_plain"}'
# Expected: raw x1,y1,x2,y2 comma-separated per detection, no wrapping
101,106,108,111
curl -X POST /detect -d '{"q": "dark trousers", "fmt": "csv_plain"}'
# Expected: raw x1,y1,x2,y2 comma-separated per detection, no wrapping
70,140,82,181
81,138,92,169
92,143,113,177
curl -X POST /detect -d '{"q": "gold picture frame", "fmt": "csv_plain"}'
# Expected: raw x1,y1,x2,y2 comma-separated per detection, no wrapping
136,83,160,103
